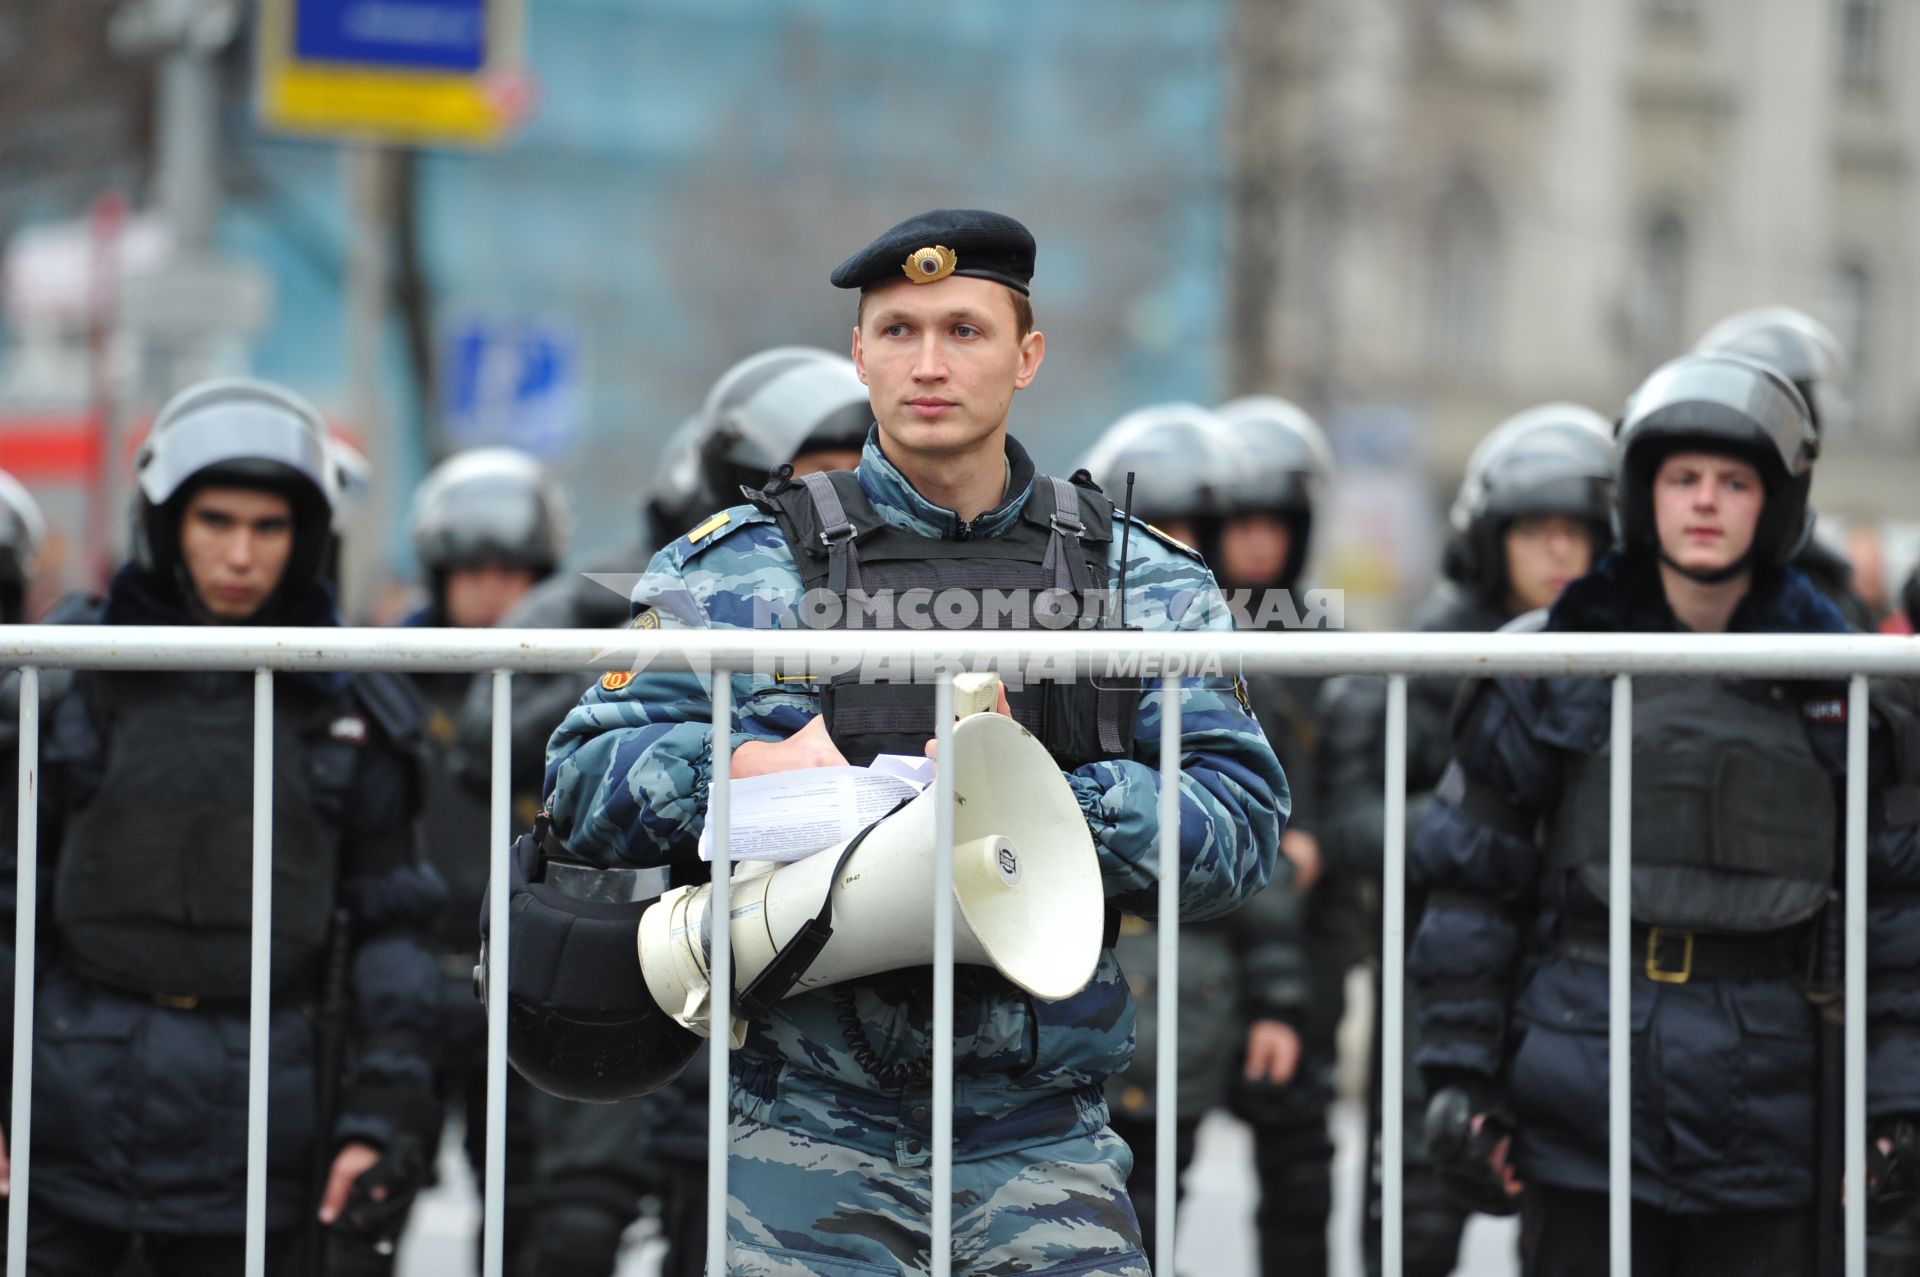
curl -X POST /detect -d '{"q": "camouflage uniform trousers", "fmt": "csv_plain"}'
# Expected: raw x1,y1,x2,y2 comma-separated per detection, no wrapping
724,1116,1151,1276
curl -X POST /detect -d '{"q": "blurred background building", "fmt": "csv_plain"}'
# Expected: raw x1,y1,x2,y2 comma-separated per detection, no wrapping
0,0,1914,628
1229,0,1920,619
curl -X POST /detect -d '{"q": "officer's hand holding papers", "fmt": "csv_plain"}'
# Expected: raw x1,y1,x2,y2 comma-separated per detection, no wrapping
700,671,1006,862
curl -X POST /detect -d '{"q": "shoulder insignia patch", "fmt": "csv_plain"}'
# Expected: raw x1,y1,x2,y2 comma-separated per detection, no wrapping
600,670,636,692
630,607,660,630
671,505,775,565
1233,676,1254,716
1137,519,1203,560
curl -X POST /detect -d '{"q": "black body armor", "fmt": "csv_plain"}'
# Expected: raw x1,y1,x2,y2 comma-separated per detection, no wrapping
54,672,349,998
755,467,1140,769
1545,677,1836,933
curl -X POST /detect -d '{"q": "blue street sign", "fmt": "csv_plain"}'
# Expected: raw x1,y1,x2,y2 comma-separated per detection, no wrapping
441,316,585,458
293,0,488,73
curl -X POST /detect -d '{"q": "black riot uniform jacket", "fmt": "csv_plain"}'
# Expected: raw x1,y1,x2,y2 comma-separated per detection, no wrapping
1316,584,1509,894
1408,551,1920,1211
455,562,636,816
10,565,446,1235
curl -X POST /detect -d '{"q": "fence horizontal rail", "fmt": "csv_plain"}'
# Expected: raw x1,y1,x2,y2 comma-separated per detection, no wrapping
5,623,1920,677
3,627,1900,1277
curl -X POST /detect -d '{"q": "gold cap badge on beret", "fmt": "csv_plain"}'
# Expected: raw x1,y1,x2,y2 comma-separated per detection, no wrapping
902,245,957,284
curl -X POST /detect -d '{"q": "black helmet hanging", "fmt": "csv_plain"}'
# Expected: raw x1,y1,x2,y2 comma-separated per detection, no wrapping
0,468,45,624
1213,395,1334,590
1614,353,1818,583
1695,306,1849,437
1443,403,1614,603
479,825,700,1102
700,348,872,501
1076,403,1239,531
133,378,337,606
410,447,573,582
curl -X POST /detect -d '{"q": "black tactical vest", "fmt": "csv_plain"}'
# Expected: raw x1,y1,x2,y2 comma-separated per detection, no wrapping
54,671,346,998
414,672,494,957
754,467,1141,769
1545,676,1836,933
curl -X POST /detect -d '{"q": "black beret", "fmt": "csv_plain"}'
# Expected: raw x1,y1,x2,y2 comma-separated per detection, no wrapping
829,208,1035,295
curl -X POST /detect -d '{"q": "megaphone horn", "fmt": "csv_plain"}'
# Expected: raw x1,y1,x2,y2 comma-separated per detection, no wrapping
637,706,1105,1046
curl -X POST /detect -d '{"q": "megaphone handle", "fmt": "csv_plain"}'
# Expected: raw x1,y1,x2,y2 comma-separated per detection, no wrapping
953,671,1001,717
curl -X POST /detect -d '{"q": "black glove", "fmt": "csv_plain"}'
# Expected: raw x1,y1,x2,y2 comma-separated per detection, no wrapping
1869,1117,1920,1232
1423,1079,1521,1217
331,1134,427,1241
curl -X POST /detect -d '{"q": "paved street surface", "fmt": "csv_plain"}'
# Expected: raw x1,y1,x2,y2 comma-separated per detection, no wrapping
396,1101,1521,1276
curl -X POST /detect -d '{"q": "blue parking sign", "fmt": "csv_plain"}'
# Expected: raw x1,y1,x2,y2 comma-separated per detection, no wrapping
293,0,488,73
441,316,584,457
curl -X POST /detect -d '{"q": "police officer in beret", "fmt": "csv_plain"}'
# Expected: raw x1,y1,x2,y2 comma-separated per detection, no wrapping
538,208,1286,1275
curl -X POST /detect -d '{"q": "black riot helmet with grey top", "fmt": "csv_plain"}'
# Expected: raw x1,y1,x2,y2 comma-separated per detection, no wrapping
1076,403,1240,532
1614,353,1818,582
700,348,873,501
410,447,573,582
1694,306,1849,438
1214,395,1334,589
644,414,708,548
0,468,45,623
1443,403,1615,603
133,377,337,603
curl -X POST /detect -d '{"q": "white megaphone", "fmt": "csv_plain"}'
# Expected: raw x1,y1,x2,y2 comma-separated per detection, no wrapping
637,674,1105,1046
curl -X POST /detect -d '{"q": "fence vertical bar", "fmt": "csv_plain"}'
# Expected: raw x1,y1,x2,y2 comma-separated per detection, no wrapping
482,671,512,1277
1380,675,1408,1277
1154,674,1182,1277
245,669,273,1277
1846,674,1868,1276
931,675,955,1277
1608,674,1632,1277
708,670,733,1270
6,668,39,1277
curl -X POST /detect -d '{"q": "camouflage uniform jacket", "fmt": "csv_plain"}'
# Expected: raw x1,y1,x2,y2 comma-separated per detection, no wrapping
543,430,1288,1164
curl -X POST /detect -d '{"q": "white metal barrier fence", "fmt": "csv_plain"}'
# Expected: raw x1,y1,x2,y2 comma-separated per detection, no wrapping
2,624,1915,1277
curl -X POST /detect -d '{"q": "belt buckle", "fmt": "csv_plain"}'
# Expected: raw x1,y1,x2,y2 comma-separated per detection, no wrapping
152,993,199,1010
1645,927,1693,985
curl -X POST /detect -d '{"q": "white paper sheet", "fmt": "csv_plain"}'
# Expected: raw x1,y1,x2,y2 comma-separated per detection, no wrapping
698,755,933,862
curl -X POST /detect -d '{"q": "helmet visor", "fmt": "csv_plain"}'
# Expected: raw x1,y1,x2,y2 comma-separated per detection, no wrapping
139,403,333,508
1619,357,1814,478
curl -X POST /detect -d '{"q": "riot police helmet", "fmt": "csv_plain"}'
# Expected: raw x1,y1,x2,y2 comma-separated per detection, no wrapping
1076,403,1241,530
1444,403,1615,600
1695,306,1848,437
700,347,872,501
1614,352,1818,574
133,377,338,599
0,468,46,623
645,414,708,548
410,447,573,580
1214,395,1334,585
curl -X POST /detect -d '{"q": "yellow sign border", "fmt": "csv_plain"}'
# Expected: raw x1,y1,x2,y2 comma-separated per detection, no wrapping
255,0,523,147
